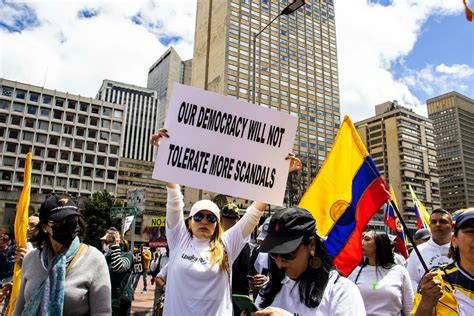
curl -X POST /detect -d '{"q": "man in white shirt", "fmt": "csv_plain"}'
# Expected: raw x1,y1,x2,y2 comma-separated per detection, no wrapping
407,209,453,293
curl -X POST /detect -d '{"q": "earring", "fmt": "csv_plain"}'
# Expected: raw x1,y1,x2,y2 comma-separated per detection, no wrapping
310,250,321,269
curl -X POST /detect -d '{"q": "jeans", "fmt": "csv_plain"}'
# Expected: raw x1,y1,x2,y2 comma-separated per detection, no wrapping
132,270,148,291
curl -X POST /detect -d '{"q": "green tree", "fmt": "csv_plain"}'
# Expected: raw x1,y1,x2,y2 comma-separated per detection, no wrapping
82,190,122,249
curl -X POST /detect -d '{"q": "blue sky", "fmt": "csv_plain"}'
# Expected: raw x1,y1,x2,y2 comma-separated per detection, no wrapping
0,0,473,121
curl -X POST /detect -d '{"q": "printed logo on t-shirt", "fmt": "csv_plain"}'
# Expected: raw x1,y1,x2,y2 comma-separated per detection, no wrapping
181,253,209,265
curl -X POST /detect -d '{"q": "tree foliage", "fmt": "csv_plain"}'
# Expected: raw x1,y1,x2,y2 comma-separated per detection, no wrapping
82,190,122,249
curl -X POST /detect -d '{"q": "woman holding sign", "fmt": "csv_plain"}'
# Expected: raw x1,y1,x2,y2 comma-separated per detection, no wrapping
150,129,301,316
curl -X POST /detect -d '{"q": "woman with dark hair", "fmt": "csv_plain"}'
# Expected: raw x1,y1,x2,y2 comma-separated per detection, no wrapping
255,208,365,315
151,129,302,315
412,209,474,315
349,231,413,316
13,193,111,315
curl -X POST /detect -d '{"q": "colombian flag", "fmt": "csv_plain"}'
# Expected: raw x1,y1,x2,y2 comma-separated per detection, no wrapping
409,185,430,230
384,186,408,258
6,152,32,316
298,116,390,276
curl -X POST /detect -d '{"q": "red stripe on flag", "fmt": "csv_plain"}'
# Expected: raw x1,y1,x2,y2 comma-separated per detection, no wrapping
334,178,391,276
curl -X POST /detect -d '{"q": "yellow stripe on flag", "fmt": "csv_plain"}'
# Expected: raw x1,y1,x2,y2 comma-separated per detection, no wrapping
6,152,32,316
298,116,369,236
409,184,431,231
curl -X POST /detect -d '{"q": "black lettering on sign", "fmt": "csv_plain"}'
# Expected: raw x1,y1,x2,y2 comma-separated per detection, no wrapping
247,120,266,143
166,144,211,173
266,126,285,147
177,102,198,126
233,160,276,188
209,154,235,179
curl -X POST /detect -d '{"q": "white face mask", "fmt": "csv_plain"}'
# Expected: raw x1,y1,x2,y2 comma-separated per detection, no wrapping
103,244,110,255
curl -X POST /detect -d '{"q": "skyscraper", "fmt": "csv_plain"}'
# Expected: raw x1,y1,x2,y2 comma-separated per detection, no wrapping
192,0,340,204
147,47,193,128
356,101,441,231
96,80,167,243
0,78,124,228
427,91,474,211
97,80,160,162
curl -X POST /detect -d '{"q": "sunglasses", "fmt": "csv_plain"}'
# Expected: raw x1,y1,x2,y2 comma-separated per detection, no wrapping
269,244,302,261
192,212,218,224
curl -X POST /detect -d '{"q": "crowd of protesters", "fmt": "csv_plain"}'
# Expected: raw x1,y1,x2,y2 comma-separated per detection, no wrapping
1,196,473,316
0,129,472,315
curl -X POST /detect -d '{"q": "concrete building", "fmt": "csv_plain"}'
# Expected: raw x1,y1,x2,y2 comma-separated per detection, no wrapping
96,80,168,244
97,80,160,162
427,92,474,211
147,47,193,128
356,101,441,232
191,0,340,205
0,78,124,230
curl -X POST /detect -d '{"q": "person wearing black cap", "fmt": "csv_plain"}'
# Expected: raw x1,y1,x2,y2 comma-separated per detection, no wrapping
12,193,112,316
412,209,474,316
255,207,365,315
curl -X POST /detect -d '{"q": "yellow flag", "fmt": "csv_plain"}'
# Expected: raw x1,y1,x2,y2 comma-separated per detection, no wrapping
6,153,32,316
409,184,431,231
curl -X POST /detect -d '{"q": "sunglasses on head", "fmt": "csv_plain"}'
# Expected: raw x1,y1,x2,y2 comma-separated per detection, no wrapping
192,212,218,223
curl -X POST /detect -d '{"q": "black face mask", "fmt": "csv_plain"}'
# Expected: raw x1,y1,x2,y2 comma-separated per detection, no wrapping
51,221,80,246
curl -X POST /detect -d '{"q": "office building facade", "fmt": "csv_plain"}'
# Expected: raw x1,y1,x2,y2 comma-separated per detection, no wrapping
427,92,474,211
97,80,160,162
356,101,441,231
147,47,193,128
192,0,340,204
96,80,168,243
0,78,124,230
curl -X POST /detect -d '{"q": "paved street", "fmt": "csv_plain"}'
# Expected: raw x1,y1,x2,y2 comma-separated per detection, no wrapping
131,275,156,315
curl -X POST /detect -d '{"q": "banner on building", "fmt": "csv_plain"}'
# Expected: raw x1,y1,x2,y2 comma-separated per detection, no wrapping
152,84,298,206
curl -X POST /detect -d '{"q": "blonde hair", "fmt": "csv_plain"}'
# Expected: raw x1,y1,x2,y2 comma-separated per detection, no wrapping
209,224,229,274
186,218,229,274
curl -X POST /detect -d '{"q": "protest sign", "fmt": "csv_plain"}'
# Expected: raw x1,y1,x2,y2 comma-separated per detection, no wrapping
152,84,297,206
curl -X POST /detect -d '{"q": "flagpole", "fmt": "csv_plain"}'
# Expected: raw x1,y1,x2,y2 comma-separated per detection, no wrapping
389,200,429,273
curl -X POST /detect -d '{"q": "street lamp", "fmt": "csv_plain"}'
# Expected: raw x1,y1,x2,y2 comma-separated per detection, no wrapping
251,0,305,104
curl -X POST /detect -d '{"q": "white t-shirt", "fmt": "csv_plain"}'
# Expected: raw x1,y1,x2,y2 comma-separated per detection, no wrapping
254,252,269,275
406,238,452,293
163,187,262,316
255,270,365,315
349,264,414,316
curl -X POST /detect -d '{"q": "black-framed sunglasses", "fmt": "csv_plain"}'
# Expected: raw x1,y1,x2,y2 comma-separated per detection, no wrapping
269,243,302,261
192,212,218,224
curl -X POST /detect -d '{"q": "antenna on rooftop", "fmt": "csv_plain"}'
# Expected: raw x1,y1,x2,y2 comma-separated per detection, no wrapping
42,67,48,87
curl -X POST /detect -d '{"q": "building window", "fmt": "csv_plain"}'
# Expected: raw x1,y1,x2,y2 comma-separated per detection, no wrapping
103,107,112,116
29,92,39,102
27,105,38,115
42,95,52,105
2,86,13,97
67,100,77,109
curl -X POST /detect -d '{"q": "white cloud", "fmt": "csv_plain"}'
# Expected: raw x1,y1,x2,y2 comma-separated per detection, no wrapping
400,63,474,97
0,0,196,98
435,64,474,78
335,0,465,121
0,0,471,120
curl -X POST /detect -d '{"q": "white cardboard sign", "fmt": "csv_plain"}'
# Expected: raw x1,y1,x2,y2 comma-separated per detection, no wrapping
152,84,297,206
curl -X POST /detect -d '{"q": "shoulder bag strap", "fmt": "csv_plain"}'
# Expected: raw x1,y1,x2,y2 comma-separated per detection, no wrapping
66,243,89,274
